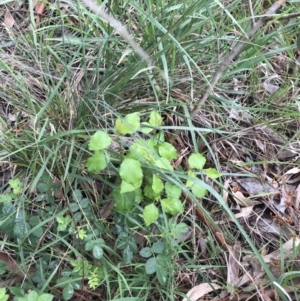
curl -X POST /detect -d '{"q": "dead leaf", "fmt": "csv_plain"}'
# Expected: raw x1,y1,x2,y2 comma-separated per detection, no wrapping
277,141,300,161
263,237,300,264
34,2,46,15
4,10,15,28
182,283,222,301
253,216,292,239
226,243,241,292
232,190,259,207
234,206,254,219
263,82,279,95
236,177,276,196
0,251,35,288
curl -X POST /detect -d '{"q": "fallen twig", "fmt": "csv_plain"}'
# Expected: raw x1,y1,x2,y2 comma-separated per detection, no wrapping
81,0,153,68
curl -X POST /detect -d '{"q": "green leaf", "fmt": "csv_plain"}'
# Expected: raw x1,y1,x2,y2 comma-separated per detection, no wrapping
0,193,14,203
119,158,143,191
27,290,39,301
14,222,30,238
149,110,162,126
139,247,152,258
8,178,22,195
72,190,83,201
0,288,8,301
173,222,189,239
152,175,164,195
165,182,181,199
204,168,221,179
113,188,136,212
86,151,108,173
85,240,95,251
188,153,206,170
69,203,79,212
145,257,157,274
62,284,74,301
123,246,133,264
37,294,54,301
0,260,7,275
158,142,177,159
115,112,140,134
144,184,160,200
186,170,196,188
120,181,136,193
297,33,300,50
191,184,206,198
156,262,168,285
36,182,48,193
161,198,184,215
128,139,156,162
151,241,165,254
88,130,112,151
9,286,25,297
141,122,153,134
143,203,159,226
154,158,173,171
156,254,169,285
93,245,103,259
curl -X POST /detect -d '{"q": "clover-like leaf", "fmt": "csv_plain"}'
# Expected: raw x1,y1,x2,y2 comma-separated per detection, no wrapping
115,112,140,135
191,184,206,198
86,151,108,173
145,257,157,274
161,198,183,215
158,142,177,159
113,188,136,212
152,175,164,195
149,110,162,127
139,247,152,258
143,203,159,226
120,181,136,193
165,182,181,199
119,158,143,192
8,178,22,195
188,153,206,170
141,122,153,134
204,168,221,179
88,130,112,151
93,245,103,259
186,170,196,188
154,158,173,171
62,284,74,301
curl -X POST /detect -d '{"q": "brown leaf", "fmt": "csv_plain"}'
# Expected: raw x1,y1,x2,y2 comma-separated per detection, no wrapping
34,2,46,15
0,251,19,272
226,243,241,292
182,283,222,301
4,10,15,28
0,251,35,288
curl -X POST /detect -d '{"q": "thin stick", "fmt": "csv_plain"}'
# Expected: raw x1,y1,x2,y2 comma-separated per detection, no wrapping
81,0,153,68
248,0,256,27
190,0,287,120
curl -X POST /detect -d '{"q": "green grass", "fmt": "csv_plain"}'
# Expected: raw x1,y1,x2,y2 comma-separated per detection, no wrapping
1,0,300,300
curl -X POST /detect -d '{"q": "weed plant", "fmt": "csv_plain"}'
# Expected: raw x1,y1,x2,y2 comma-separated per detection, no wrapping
0,0,300,300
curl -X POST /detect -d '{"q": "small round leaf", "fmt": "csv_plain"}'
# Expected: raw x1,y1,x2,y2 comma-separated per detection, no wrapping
88,131,112,151
188,153,206,170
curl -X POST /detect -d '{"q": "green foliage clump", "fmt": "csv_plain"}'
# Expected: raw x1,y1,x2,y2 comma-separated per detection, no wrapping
86,110,221,226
